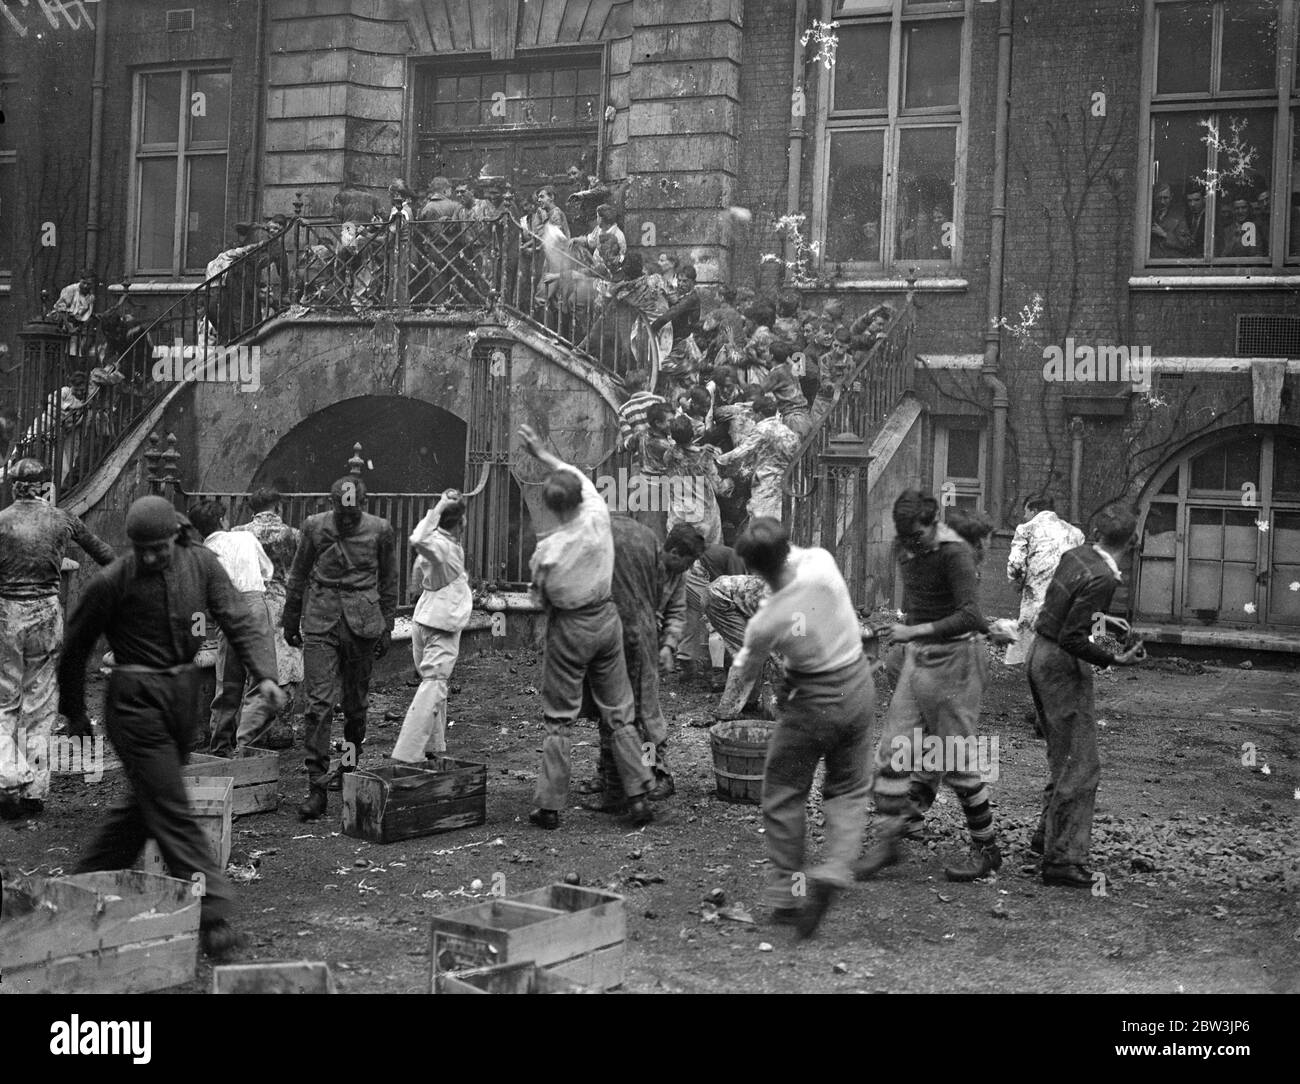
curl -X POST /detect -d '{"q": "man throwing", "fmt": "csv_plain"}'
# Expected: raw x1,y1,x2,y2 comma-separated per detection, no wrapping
518,424,654,830
716,517,875,939
390,490,470,765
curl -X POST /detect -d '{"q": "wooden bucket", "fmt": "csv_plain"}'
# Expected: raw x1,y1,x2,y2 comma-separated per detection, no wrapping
708,719,775,804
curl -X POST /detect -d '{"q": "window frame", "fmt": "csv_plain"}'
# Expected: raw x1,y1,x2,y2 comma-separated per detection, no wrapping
128,64,231,279
408,46,607,187
931,420,987,513
811,0,971,277
1137,0,1300,274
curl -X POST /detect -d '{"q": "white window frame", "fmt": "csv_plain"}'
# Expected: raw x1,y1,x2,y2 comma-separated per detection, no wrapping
128,65,231,278
811,0,970,277
1137,0,1300,273
932,421,986,512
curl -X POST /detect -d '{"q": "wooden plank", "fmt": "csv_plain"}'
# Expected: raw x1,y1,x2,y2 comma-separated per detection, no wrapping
436,959,593,993
0,871,200,976
424,0,456,52
212,962,336,994
183,751,279,787
236,781,281,816
546,942,625,990
1,934,198,995
468,0,491,49
444,0,473,50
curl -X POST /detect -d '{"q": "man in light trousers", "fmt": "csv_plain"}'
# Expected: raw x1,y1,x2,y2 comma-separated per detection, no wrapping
716,517,874,939
391,491,470,764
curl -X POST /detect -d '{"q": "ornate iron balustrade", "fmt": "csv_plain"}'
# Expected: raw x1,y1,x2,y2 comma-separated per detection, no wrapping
782,302,917,556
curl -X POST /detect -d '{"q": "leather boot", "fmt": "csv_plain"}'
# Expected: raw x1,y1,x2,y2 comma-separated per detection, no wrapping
852,836,903,881
297,787,327,821
943,838,1003,882
1042,862,1093,889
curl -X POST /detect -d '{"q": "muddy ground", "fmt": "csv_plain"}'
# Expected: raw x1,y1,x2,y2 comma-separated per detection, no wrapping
4,645,1298,994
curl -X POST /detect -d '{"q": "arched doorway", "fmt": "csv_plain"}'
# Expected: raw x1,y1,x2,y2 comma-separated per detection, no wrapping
1135,426,1300,628
251,396,466,494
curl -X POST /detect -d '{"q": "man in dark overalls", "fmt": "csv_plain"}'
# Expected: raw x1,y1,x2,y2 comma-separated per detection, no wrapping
58,496,282,959
284,476,396,820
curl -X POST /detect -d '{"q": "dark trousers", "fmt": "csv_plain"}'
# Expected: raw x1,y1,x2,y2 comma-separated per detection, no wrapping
535,601,652,810
1027,635,1102,867
301,621,376,786
761,656,875,906
75,665,234,927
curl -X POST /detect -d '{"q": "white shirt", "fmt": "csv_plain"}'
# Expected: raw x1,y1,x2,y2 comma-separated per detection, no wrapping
410,511,472,632
529,464,614,610
731,546,863,677
204,530,273,593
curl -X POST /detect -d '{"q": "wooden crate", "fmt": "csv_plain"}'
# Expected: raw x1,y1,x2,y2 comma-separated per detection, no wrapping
137,776,234,876
181,750,279,816
0,870,200,994
342,758,486,844
436,960,595,994
213,962,336,994
429,884,625,992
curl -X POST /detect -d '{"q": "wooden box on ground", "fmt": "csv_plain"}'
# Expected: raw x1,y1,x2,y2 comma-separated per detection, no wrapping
137,776,234,876
181,750,279,816
436,960,595,994
429,884,625,992
342,758,486,844
0,870,200,994
213,962,336,994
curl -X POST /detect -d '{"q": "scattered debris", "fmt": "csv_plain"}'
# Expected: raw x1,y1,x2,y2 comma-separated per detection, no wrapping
758,942,774,952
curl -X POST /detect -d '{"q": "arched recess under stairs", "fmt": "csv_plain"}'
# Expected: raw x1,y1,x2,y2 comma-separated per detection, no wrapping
1134,425,1300,630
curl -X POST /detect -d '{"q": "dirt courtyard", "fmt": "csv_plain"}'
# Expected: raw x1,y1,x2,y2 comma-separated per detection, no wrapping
4,644,1297,994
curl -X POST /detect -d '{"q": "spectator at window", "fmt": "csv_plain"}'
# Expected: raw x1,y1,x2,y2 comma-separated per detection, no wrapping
1149,182,1193,258
1219,194,1263,257
1183,183,1207,254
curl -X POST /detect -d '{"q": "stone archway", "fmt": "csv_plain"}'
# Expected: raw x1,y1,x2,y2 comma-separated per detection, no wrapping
250,396,467,494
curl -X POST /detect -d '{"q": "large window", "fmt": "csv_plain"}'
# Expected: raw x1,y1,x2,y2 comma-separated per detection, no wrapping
413,52,602,194
1144,1,1300,268
814,0,967,273
132,68,230,276
932,421,986,515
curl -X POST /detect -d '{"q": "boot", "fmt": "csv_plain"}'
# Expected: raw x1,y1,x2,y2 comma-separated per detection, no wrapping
626,796,653,827
943,838,1003,882
795,878,839,940
1042,862,1093,889
200,920,249,961
297,787,327,821
852,830,906,881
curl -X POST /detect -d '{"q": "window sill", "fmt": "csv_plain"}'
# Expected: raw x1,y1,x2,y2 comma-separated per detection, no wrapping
1129,274,1300,290
109,280,205,294
818,278,969,292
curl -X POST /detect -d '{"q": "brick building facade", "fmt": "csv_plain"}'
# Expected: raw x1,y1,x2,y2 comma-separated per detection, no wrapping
2,0,1298,643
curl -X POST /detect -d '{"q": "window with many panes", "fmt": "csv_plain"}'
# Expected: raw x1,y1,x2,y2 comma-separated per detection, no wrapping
813,0,967,274
132,68,230,276
1144,1,1300,268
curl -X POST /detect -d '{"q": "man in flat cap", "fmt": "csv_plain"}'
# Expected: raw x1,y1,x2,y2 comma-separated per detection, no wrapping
58,495,284,959
283,475,397,820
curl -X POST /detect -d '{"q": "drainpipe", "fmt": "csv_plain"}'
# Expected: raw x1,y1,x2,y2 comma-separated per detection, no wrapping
85,3,108,274
784,0,809,270
249,0,268,216
1069,416,1084,523
982,0,1014,527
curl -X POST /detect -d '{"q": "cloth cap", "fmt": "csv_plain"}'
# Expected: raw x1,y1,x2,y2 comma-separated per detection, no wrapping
9,457,47,483
126,496,180,542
